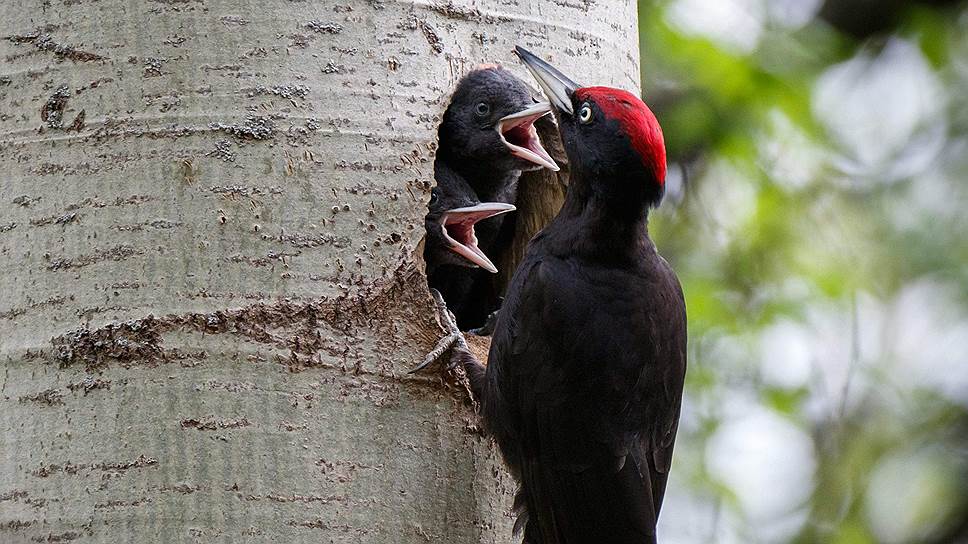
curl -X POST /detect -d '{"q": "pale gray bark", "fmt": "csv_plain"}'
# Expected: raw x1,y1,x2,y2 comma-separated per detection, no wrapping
0,1,639,542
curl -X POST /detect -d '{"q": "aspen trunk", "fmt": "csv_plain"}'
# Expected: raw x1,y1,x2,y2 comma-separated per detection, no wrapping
0,1,640,541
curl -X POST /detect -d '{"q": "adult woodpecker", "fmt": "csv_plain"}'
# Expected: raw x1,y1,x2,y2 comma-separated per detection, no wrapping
428,66,558,330
436,48,687,543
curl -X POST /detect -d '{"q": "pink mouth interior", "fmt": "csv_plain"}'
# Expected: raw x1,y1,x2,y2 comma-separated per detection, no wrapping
502,119,542,157
444,217,476,248
498,110,556,170
443,207,503,248
440,205,514,272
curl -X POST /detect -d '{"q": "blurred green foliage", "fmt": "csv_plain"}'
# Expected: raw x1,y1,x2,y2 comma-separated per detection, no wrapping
639,1,968,542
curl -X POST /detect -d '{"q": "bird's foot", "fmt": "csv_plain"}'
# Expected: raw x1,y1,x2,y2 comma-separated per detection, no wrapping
468,306,501,337
410,289,469,374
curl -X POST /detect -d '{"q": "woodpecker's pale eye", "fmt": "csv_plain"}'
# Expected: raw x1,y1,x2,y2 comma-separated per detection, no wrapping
578,103,593,124
429,189,439,206
475,102,490,116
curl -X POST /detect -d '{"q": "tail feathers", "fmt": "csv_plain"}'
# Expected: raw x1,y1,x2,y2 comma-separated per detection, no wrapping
514,485,553,544
512,489,531,538
515,453,658,544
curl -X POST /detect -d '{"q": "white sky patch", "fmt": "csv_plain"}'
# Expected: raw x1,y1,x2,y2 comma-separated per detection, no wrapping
658,474,746,544
866,448,967,543
666,0,765,54
759,320,813,389
757,109,828,190
765,0,822,29
798,298,882,423
885,120,947,180
705,408,817,541
696,159,759,249
889,137,968,231
780,283,968,421
812,39,947,185
798,308,855,408
662,161,687,207
889,280,968,406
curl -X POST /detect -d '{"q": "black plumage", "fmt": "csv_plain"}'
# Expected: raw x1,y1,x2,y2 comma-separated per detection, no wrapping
455,48,688,543
428,66,557,330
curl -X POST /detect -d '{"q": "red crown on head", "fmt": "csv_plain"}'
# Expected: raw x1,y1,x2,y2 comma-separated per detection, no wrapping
575,87,667,185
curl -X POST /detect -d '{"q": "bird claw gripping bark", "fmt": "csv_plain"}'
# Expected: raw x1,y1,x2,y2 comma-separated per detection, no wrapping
410,289,469,374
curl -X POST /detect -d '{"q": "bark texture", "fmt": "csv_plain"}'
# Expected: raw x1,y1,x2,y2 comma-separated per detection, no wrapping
0,1,640,542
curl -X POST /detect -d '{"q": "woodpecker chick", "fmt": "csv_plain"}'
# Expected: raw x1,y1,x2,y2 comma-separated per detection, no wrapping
424,161,516,275
429,66,557,330
437,67,558,203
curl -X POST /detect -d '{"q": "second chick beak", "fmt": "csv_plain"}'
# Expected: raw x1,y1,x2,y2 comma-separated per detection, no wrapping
440,202,516,273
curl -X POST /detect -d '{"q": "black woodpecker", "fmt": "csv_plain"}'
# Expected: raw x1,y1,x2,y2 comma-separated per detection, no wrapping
428,48,688,544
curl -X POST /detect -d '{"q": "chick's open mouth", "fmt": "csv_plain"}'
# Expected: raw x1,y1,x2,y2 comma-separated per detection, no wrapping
496,102,559,171
440,203,516,273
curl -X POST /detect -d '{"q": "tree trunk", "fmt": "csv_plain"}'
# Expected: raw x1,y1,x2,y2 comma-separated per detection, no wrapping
0,2,640,542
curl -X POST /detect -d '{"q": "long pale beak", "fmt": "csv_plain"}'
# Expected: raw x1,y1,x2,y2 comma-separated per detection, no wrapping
496,102,559,171
440,203,516,273
514,46,580,116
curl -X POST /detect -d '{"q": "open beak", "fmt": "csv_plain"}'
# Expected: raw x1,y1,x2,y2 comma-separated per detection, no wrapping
514,46,580,117
496,102,559,171
440,202,516,273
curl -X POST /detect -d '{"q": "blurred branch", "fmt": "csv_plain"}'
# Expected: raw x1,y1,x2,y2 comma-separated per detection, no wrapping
838,292,859,422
